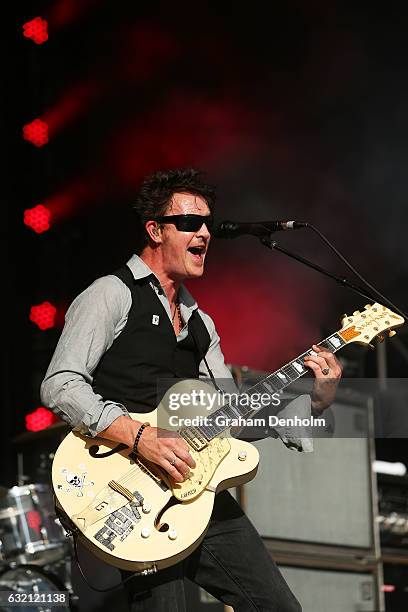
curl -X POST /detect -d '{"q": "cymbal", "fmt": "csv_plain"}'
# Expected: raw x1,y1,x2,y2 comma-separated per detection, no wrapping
12,421,69,445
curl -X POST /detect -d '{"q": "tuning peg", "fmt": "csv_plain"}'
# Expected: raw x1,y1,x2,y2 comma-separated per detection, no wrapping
377,334,385,343
389,330,397,338
368,343,375,351
365,304,371,309
353,310,360,316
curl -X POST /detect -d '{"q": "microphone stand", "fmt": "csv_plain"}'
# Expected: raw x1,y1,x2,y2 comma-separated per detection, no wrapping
260,235,384,306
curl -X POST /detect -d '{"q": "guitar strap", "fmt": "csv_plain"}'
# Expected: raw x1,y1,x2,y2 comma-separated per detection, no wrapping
188,311,223,394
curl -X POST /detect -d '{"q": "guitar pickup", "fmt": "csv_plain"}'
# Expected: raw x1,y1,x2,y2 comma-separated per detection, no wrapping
179,427,207,451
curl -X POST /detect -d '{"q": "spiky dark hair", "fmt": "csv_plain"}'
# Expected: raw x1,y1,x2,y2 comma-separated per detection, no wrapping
132,168,215,253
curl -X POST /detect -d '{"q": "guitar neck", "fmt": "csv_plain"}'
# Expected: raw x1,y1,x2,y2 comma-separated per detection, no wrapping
248,331,346,397
183,302,404,442
198,330,347,441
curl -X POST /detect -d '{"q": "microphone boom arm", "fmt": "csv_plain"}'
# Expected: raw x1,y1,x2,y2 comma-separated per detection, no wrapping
260,236,383,306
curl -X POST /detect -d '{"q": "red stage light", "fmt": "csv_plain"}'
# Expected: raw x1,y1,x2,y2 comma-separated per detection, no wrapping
23,119,49,147
25,407,58,432
22,17,48,45
24,204,51,234
29,302,57,330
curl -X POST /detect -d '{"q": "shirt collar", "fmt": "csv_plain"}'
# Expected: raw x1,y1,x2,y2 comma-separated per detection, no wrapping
126,254,198,312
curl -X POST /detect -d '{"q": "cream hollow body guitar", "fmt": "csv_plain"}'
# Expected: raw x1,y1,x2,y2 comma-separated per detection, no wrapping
52,304,404,573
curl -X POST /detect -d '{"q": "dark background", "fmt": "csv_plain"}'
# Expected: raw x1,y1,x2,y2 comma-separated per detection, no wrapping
6,0,408,484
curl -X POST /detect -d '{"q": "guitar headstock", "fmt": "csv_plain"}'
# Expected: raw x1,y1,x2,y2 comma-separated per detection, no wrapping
339,303,404,347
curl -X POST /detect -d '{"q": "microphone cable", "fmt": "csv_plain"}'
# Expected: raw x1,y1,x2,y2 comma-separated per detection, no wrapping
301,222,407,320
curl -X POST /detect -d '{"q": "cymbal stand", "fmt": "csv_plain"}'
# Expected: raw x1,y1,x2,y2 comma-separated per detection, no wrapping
16,453,30,486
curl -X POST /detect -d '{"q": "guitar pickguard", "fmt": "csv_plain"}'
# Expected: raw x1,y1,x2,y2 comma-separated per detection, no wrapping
172,437,231,501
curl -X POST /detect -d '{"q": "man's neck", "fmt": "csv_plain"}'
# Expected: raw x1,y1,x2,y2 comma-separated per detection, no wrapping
139,250,180,305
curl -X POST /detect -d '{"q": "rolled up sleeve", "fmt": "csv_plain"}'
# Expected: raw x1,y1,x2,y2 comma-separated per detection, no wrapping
40,275,131,436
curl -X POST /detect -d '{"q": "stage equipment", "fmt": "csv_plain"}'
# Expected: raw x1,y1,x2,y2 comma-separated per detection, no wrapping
231,371,385,612
377,473,408,550
0,484,67,566
243,384,377,549
0,565,70,610
279,565,378,612
382,562,408,612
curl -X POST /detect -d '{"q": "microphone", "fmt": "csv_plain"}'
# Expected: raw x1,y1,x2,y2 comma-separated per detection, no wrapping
213,220,307,238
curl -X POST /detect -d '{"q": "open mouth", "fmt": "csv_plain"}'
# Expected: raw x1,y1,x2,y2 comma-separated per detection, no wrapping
187,246,206,262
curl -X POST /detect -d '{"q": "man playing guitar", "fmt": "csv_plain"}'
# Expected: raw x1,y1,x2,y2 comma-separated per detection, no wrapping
42,168,342,611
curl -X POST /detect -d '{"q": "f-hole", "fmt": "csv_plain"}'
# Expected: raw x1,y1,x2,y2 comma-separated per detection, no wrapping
154,497,181,532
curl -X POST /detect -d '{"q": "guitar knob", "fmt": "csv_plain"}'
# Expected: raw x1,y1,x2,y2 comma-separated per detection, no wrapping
389,330,397,337
141,527,151,539
168,529,177,540
142,503,152,514
238,450,247,461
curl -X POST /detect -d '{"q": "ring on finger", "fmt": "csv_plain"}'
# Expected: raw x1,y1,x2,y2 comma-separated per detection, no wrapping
169,456,177,467
321,367,330,376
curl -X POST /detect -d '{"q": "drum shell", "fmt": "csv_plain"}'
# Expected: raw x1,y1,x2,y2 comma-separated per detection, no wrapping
0,484,66,565
0,564,70,611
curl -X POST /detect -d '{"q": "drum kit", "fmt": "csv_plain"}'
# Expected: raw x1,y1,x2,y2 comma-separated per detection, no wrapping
0,423,74,611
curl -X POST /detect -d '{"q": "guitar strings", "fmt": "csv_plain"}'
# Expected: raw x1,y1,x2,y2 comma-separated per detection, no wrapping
90,445,198,497
102,460,167,494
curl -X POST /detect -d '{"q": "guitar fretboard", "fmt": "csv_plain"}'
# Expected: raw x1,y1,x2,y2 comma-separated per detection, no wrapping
195,332,346,441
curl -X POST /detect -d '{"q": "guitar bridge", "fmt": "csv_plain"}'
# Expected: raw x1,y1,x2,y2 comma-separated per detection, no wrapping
108,480,134,502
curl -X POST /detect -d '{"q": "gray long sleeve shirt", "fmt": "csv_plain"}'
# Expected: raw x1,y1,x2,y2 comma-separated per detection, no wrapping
40,255,236,437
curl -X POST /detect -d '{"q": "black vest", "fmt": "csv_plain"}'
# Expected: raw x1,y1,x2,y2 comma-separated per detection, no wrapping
92,266,211,413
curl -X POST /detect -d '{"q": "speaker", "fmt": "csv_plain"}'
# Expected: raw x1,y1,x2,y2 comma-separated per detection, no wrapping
279,566,379,612
243,392,376,549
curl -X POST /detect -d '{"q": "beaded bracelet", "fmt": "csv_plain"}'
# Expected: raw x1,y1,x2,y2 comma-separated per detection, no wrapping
132,422,150,455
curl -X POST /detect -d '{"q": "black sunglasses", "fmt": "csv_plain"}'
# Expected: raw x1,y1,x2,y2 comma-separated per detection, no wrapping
153,214,214,233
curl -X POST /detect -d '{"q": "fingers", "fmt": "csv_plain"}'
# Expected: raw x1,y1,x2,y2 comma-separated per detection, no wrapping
173,440,196,469
138,427,196,482
303,356,327,377
304,345,342,378
161,456,189,483
313,345,342,371
303,354,330,378
161,442,195,482
304,345,343,412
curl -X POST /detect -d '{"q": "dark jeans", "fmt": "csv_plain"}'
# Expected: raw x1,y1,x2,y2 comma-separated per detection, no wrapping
121,490,301,612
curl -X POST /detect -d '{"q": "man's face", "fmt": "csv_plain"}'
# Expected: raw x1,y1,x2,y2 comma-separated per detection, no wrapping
159,192,211,281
